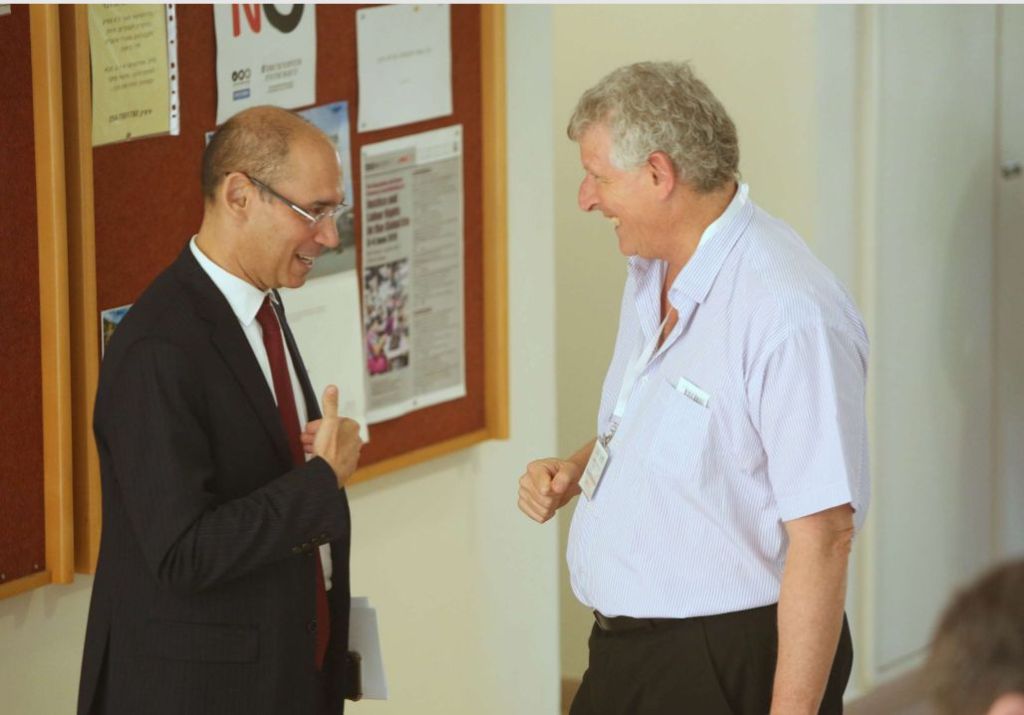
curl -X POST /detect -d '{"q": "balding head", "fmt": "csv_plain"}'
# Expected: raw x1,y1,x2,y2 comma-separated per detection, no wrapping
201,105,330,203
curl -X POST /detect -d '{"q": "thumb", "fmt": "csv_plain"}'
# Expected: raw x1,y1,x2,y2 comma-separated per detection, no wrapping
321,385,339,419
550,463,578,494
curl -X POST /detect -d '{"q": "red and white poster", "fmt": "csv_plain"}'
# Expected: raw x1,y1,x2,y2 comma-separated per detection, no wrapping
213,4,315,124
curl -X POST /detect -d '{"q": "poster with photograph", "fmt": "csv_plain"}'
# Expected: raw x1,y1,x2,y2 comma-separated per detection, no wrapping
100,304,132,357
298,102,356,278
360,125,466,423
278,101,369,440
214,4,315,124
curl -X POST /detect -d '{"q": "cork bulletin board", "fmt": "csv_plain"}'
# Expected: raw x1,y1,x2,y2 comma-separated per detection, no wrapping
63,4,508,573
0,4,74,600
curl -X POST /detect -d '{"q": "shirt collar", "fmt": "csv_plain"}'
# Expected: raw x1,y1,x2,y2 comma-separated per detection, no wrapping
626,182,752,306
667,182,752,306
698,181,748,249
189,236,268,326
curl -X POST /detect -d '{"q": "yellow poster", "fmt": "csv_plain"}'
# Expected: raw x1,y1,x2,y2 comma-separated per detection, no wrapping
89,4,175,146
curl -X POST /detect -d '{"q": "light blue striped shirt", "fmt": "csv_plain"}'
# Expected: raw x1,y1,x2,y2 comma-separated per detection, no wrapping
567,184,870,618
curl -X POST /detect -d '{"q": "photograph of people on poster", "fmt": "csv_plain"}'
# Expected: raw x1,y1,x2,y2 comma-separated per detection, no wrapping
298,101,357,278
363,259,410,377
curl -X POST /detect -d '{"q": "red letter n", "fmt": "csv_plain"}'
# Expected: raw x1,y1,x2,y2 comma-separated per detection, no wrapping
232,4,261,37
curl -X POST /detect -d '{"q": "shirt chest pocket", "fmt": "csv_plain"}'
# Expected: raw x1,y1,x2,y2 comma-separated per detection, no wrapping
645,377,714,484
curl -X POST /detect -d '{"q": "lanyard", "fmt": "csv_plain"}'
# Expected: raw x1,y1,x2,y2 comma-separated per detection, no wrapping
602,313,670,445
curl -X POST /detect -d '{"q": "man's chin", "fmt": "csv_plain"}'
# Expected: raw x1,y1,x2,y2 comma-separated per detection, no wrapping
616,235,637,257
282,273,309,290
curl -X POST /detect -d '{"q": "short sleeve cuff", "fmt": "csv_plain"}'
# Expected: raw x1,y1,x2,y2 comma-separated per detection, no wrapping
776,480,858,526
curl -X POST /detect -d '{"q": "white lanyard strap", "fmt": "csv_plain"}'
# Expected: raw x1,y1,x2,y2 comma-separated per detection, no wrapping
604,314,670,444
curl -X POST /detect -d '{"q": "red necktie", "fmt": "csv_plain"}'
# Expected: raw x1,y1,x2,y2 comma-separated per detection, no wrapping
256,295,330,670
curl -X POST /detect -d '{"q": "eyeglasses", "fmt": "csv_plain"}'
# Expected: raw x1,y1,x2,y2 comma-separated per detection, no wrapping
241,172,347,229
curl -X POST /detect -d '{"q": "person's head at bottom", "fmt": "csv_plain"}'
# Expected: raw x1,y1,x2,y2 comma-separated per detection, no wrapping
927,558,1024,715
198,105,345,292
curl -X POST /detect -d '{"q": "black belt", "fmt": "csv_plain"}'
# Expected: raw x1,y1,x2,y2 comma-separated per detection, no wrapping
594,603,779,634
593,610,682,633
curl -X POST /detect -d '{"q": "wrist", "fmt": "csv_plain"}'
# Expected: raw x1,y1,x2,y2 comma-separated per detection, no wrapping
769,695,819,715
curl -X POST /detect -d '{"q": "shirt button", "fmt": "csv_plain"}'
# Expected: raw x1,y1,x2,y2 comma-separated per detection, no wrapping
307,619,317,633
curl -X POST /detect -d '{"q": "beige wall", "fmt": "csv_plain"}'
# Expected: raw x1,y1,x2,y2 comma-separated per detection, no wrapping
0,577,93,711
0,7,560,714
550,5,829,682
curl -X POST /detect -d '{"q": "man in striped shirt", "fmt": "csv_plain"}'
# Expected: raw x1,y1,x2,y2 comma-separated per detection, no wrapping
517,62,869,714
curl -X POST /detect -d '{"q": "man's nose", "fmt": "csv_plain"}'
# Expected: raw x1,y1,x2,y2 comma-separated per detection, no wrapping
316,216,341,249
578,177,597,212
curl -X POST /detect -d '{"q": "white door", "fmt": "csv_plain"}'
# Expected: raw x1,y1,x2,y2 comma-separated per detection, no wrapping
868,4,997,678
995,6,1024,561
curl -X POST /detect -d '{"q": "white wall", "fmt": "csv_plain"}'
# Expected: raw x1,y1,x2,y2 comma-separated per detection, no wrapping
0,7,560,714
858,5,1008,685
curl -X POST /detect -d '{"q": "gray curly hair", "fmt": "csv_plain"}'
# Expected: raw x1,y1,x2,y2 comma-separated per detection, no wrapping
567,61,739,193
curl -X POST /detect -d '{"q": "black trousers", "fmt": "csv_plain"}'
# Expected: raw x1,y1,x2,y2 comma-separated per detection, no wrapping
569,604,853,715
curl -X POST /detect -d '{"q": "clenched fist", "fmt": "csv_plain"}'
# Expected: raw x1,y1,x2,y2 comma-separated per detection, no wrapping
517,457,583,523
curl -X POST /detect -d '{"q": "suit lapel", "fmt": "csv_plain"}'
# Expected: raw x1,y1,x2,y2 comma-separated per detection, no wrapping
172,249,292,467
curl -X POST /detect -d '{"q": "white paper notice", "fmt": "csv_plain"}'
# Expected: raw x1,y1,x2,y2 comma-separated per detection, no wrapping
88,4,176,146
279,274,368,443
349,597,388,700
278,101,368,440
360,125,466,424
213,4,315,124
356,4,452,133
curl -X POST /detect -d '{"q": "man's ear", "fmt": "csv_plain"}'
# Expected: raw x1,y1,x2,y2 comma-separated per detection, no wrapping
989,693,1024,715
220,172,251,218
647,151,676,198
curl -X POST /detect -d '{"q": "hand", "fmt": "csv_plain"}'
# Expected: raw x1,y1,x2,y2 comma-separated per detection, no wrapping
301,419,321,454
517,458,582,523
310,386,363,488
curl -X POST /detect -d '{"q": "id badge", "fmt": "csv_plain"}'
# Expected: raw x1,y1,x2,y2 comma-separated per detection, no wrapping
579,438,610,500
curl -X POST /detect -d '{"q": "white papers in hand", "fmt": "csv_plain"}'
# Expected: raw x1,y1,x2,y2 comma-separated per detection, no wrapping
350,596,388,699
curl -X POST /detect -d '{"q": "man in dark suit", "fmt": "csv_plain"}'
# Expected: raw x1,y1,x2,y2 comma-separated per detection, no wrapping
78,106,364,715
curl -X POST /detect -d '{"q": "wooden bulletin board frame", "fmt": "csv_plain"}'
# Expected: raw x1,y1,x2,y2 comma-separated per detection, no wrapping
63,5,508,573
0,4,75,600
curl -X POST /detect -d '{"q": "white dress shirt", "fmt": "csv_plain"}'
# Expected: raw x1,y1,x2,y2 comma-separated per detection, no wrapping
190,237,333,588
567,184,869,618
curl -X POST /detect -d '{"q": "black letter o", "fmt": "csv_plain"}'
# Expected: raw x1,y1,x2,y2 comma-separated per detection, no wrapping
264,4,304,33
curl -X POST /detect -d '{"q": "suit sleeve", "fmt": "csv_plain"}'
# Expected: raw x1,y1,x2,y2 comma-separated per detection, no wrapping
98,336,350,595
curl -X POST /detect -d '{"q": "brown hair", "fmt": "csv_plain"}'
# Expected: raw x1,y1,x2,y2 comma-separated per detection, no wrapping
926,559,1024,715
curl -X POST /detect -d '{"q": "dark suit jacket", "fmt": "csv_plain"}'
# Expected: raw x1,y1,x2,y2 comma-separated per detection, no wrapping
78,247,351,715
